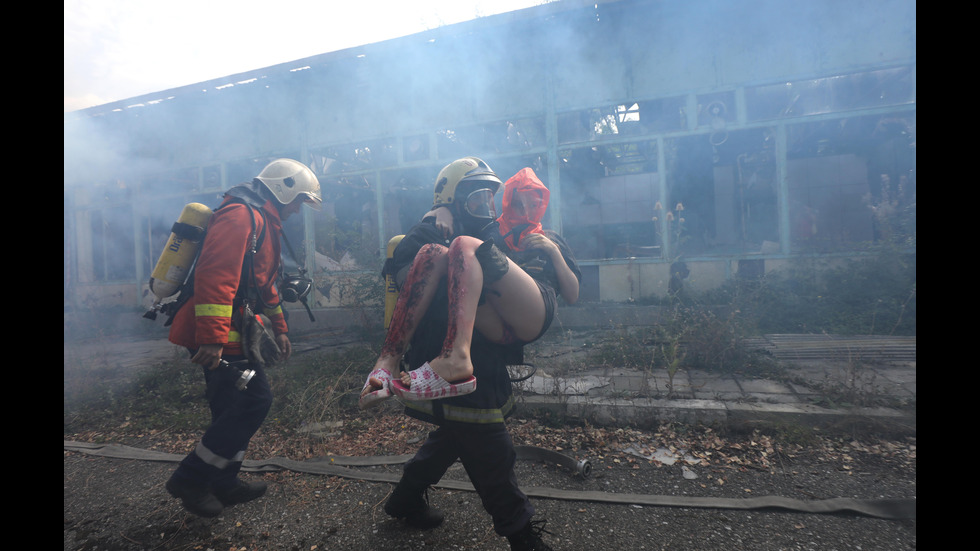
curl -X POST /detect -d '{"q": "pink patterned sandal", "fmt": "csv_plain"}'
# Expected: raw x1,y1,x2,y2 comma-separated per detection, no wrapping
359,368,394,409
390,362,476,401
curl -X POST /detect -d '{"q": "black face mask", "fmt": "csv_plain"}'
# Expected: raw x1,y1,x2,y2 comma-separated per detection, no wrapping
457,209,489,236
280,274,312,303
455,187,497,237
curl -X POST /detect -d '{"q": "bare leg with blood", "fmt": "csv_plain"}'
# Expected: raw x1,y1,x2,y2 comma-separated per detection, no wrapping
359,244,448,407
393,236,547,398
399,237,480,388
361,233,548,404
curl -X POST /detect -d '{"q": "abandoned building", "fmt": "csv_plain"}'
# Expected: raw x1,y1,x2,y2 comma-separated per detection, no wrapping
64,0,915,321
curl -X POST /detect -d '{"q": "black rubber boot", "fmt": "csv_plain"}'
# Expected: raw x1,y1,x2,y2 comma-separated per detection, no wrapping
507,519,555,551
165,474,224,518
383,479,445,530
214,479,268,507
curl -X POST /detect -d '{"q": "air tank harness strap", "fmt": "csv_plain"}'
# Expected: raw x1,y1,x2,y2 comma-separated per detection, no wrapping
170,221,206,242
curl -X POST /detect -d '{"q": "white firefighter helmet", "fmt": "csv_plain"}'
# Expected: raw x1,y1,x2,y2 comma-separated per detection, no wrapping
255,158,322,210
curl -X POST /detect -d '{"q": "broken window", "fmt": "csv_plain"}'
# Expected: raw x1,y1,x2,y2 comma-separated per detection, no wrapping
556,105,636,144
313,174,378,262
691,128,781,255
696,92,736,129
309,171,380,307
381,166,435,240
557,97,687,145
786,114,915,251
309,140,397,174
436,117,544,159
745,66,915,121
78,199,136,283
402,135,429,163
141,167,200,196
559,142,660,260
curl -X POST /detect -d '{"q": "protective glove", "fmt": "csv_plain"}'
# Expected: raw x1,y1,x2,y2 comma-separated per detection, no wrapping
474,239,510,285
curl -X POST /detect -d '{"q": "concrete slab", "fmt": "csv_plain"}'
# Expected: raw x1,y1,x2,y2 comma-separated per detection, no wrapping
520,374,610,396
604,374,648,394
66,331,915,436
724,401,916,434
743,393,807,405
738,378,795,394
689,374,742,401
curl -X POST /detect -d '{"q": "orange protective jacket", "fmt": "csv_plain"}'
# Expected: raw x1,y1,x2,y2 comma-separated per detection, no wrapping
496,167,550,251
168,195,288,355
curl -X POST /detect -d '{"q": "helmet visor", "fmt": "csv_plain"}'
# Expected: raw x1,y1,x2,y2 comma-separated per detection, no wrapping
464,188,497,220
302,193,323,211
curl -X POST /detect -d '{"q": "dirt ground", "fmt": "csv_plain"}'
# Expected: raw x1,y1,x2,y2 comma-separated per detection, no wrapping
65,412,915,551
64,327,915,550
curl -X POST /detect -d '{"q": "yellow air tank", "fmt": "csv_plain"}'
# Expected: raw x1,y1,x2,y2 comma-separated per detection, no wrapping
384,235,404,329
148,202,213,301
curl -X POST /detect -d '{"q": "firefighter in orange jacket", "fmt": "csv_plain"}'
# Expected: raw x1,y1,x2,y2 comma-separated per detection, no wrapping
165,159,321,518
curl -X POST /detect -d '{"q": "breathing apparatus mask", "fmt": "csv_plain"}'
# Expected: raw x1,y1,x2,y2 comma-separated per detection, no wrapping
281,273,313,303
455,186,498,236
277,265,316,323
464,187,497,219
278,229,317,322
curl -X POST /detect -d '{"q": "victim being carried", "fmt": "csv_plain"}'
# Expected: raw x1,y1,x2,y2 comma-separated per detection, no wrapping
361,163,580,404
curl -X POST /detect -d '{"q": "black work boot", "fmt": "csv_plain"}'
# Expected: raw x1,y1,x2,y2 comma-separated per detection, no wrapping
214,479,268,508
166,474,224,518
507,519,555,551
383,480,445,529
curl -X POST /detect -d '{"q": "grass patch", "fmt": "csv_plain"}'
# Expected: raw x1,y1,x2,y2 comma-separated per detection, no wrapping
585,310,783,379
63,341,381,440
64,357,210,437
267,343,378,430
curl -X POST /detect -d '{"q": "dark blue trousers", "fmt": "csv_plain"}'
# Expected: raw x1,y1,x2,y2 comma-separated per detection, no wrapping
171,353,273,491
402,424,534,537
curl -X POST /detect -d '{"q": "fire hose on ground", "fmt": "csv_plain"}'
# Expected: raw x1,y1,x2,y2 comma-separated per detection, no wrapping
63,441,914,521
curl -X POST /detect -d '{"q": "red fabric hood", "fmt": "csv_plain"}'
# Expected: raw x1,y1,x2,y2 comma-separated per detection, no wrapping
497,167,550,251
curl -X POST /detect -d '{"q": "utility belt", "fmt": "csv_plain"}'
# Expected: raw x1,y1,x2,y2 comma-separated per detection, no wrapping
404,394,517,426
